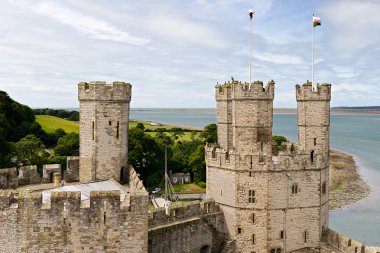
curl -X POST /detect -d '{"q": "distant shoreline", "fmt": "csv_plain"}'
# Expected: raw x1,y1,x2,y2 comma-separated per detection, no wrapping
129,108,380,115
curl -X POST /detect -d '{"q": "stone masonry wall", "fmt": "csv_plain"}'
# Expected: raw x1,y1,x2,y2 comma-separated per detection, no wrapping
64,156,79,182
323,229,380,253
78,81,131,183
0,168,18,189
148,200,226,253
18,165,42,185
0,189,148,253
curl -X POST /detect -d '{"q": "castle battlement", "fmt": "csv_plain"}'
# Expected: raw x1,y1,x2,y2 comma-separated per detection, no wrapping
296,82,331,101
78,81,132,102
216,80,275,101
0,189,148,211
148,199,220,228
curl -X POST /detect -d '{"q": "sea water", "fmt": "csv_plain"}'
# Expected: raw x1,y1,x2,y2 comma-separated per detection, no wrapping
130,109,380,245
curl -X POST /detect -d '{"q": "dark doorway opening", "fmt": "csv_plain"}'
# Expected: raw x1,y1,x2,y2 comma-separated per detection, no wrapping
49,172,54,183
200,245,210,253
120,167,125,183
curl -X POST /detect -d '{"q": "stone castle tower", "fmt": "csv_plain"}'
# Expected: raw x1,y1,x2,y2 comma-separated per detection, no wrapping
205,80,331,252
78,81,132,183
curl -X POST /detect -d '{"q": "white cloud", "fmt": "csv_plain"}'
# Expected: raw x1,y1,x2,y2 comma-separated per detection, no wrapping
30,2,149,45
319,0,380,54
254,51,303,64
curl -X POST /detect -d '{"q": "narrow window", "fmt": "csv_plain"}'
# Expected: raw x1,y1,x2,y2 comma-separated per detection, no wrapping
314,138,317,146
109,121,112,126
237,227,241,234
63,217,67,225
103,211,106,225
249,172,252,177
260,141,264,152
248,190,255,203
310,150,314,163
84,83,89,90
212,148,216,159
292,184,298,194
221,190,222,196
355,247,358,253
304,230,308,243
322,181,327,194
252,213,255,224
92,121,95,140
280,230,284,239
348,239,352,247
252,234,255,245
225,152,229,161
116,121,119,139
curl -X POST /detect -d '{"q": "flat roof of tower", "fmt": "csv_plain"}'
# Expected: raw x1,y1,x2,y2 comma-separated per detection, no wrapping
41,179,128,204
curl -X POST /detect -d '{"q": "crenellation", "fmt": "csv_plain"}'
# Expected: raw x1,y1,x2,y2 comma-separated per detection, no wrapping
296,82,332,101
78,81,132,102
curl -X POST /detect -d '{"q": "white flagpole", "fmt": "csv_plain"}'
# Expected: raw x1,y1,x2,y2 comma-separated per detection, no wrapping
312,15,315,91
249,10,253,85
250,17,252,84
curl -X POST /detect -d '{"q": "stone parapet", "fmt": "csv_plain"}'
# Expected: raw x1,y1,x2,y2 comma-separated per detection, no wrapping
148,199,220,228
296,82,331,101
0,189,149,253
78,81,132,102
216,80,275,101
323,229,380,253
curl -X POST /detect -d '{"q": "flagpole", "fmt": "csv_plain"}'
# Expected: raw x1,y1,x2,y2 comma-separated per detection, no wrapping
249,10,253,85
312,15,315,91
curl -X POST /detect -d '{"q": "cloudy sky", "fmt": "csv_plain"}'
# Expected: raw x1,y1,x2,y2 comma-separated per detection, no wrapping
0,0,379,108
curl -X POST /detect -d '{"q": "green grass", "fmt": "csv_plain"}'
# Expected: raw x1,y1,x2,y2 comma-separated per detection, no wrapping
130,120,201,141
36,115,79,133
35,117,201,141
172,183,206,194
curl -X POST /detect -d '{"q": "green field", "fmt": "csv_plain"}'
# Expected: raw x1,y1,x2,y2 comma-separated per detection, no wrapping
35,116,201,141
36,115,79,133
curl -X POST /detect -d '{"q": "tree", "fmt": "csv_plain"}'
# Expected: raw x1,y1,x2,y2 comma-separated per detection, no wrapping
68,111,79,121
200,123,217,143
169,127,185,140
128,127,164,187
136,122,145,130
189,144,206,183
54,133,79,156
14,134,46,166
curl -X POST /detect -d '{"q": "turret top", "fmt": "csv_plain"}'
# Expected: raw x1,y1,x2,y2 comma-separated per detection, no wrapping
78,81,132,102
215,79,275,101
296,81,331,101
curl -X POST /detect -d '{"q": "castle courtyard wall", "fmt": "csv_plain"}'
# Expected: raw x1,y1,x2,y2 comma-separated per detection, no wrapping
0,189,148,253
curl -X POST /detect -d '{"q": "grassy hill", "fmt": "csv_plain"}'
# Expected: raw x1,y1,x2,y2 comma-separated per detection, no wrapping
36,115,79,133
36,116,200,141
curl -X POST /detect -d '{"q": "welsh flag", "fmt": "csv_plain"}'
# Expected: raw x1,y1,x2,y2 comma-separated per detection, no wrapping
313,16,321,27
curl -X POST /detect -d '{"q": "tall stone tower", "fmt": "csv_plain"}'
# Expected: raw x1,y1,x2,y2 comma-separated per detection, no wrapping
206,80,331,252
78,81,132,183
206,80,275,252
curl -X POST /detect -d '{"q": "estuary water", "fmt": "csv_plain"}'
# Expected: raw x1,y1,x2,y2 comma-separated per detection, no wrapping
130,108,380,245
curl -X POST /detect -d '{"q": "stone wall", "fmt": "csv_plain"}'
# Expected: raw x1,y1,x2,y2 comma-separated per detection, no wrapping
42,164,61,183
18,165,41,185
148,200,226,253
0,189,148,253
0,168,18,189
64,156,79,182
323,229,380,253
78,81,131,183
206,80,332,253
129,165,146,191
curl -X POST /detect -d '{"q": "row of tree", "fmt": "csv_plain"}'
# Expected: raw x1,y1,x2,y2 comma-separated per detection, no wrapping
34,108,79,121
128,123,217,189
